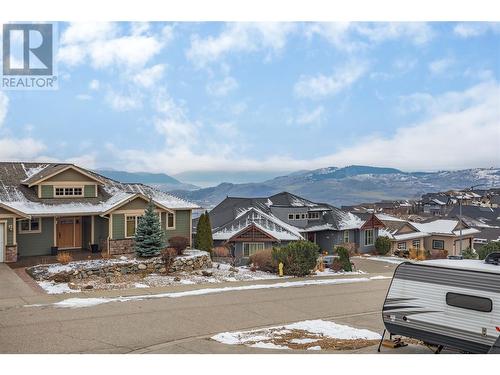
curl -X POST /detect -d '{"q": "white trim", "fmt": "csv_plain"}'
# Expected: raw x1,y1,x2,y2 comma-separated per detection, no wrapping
343,230,349,243
125,214,143,239
189,210,192,248
0,221,6,263
166,211,176,230
91,215,95,244
27,165,103,187
17,217,42,234
364,228,374,246
53,185,84,198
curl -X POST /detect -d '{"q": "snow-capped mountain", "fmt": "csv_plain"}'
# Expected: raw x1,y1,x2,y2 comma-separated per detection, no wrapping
171,166,500,208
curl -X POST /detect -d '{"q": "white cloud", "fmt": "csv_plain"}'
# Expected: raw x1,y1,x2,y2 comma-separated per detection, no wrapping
428,58,455,75
104,81,500,174
58,22,168,70
0,138,46,159
89,79,100,90
186,23,296,66
206,76,239,97
295,106,325,126
453,22,500,38
306,22,434,51
0,92,8,128
294,62,368,99
105,91,142,111
132,64,166,88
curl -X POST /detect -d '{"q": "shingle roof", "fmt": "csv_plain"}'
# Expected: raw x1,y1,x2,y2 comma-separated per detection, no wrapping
0,162,199,215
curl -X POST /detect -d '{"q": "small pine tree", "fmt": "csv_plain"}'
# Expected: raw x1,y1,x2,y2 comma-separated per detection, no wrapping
134,200,165,257
461,247,477,259
375,236,391,255
195,211,214,252
336,246,352,272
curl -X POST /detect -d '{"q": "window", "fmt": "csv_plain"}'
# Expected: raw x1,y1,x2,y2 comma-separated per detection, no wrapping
18,217,41,233
364,229,374,246
308,212,320,220
343,230,349,243
295,214,301,220
397,242,407,250
301,213,306,219
54,186,83,197
432,239,445,250
125,215,142,238
412,240,420,249
446,292,492,313
243,242,265,257
167,212,175,229
288,214,294,220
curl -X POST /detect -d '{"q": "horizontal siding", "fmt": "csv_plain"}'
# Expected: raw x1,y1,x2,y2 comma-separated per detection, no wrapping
40,185,53,198
84,185,96,198
17,217,55,256
165,210,191,242
112,214,125,240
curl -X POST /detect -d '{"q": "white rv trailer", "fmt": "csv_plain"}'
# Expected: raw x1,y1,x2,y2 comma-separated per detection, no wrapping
381,255,500,354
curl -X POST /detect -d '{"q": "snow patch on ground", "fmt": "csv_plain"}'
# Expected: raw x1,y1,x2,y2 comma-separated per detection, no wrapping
37,281,80,294
32,275,389,308
314,269,366,277
211,319,381,351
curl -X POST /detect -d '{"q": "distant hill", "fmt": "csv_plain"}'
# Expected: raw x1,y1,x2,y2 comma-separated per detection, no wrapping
171,165,500,209
96,170,199,191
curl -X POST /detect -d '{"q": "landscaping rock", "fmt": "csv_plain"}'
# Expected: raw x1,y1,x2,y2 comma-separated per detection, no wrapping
174,276,181,282
138,264,147,270
83,284,94,290
229,267,238,273
202,270,213,277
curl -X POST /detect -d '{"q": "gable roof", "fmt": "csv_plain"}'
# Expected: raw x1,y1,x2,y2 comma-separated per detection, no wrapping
22,163,103,186
0,162,199,216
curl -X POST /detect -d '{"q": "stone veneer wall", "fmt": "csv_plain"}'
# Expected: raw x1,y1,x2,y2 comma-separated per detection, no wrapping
27,250,212,282
5,245,17,263
108,239,135,255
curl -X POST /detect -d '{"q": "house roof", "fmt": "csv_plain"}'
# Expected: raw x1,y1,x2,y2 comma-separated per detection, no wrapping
411,219,479,236
447,205,500,228
0,162,199,216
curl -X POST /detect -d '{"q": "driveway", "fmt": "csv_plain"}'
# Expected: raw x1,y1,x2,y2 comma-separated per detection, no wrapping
0,263,40,309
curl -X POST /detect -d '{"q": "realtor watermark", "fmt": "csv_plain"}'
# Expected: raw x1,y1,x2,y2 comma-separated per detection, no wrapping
2,23,58,90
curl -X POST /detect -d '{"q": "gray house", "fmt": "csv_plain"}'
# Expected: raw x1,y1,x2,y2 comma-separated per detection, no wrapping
0,162,198,263
196,192,384,263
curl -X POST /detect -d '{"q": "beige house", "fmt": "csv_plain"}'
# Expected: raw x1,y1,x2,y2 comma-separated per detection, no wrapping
379,217,480,257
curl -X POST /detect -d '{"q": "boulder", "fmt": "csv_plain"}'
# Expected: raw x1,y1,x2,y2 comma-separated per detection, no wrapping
138,263,147,270
202,270,213,277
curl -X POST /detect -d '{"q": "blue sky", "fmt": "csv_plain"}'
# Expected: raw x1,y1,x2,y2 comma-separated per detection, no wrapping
0,22,499,184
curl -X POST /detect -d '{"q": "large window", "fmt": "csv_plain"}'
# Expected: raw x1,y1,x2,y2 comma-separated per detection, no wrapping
446,292,492,313
54,186,83,197
167,212,175,229
243,242,265,257
343,230,349,243
18,217,41,233
364,229,374,246
125,215,143,238
432,239,445,250
412,240,421,249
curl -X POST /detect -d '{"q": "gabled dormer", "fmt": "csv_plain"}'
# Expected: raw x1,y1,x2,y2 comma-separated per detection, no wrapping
22,164,103,199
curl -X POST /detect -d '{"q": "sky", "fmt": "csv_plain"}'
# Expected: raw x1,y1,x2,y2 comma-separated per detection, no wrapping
0,22,499,184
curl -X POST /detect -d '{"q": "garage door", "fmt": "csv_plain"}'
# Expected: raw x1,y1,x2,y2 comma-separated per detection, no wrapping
0,223,4,263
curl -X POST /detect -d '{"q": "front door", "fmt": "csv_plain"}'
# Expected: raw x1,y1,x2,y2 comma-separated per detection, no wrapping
57,217,82,249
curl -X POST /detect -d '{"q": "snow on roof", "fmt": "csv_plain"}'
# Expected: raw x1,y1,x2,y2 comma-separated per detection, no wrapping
452,228,481,236
411,219,460,235
420,259,500,274
393,232,430,241
376,213,405,222
213,207,303,241
21,163,49,180
378,228,394,238
338,212,364,230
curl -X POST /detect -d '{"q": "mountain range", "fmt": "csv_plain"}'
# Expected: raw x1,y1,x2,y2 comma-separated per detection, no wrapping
98,166,500,209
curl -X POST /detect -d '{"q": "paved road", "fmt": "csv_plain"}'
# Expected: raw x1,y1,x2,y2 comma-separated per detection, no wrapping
0,258,424,354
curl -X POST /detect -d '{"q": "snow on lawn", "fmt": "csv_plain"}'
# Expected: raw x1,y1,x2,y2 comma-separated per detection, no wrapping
314,269,366,277
37,281,80,294
31,275,390,309
211,319,381,351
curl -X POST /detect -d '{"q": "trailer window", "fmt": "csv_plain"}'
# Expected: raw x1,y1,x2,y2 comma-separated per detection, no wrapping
446,292,492,313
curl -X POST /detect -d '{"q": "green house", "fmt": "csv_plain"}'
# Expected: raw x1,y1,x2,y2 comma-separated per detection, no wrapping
0,162,199,262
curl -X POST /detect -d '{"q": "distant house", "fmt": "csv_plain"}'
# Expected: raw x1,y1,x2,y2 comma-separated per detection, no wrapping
196,192,384,264
0,162,198,263
378,215,480,257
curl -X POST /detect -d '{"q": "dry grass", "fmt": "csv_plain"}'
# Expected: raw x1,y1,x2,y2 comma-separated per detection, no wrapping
242,328,379,351
56,251,73,265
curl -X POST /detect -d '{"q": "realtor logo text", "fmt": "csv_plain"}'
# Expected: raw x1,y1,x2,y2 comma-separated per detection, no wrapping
2,23,58,90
